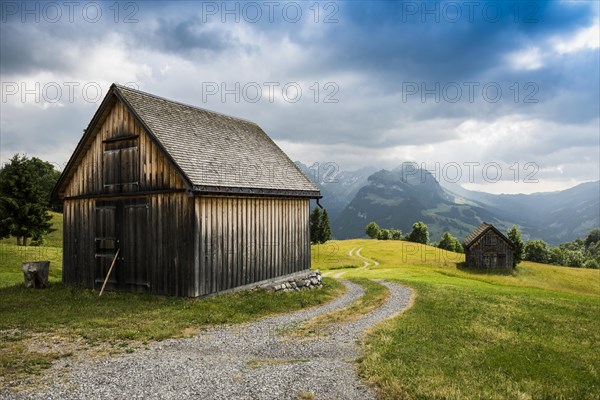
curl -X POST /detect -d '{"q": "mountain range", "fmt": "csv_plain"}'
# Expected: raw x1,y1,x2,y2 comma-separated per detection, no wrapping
296,162,600,246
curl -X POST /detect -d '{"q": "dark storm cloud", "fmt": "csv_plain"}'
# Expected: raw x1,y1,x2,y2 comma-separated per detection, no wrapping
136,17,242,54
0,9,242,77
317,0,594,80
1,0,598,190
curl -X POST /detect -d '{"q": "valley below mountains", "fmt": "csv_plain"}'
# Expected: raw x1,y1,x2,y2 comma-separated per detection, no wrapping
296,162,599,245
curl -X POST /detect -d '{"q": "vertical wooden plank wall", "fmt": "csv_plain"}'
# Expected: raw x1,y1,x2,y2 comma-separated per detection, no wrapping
62,198,96,288
195,196,310,296
131,192,195,296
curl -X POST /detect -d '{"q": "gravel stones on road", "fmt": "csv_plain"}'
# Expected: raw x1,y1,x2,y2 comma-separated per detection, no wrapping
3,281,412,400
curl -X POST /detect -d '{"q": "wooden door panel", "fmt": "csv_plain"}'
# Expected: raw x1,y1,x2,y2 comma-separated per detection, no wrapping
95,203,118,288
122,199,149,291
94,198,149,292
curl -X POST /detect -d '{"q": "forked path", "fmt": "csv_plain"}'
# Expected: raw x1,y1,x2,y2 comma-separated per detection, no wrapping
5,281,413,400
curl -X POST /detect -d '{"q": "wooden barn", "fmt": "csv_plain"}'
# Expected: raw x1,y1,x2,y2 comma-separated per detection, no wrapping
463,223,514,269
52,84,320,297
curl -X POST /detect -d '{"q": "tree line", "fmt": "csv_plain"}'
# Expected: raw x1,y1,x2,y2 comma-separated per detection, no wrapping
520,229,600,269
364,220,463,252
363,220,599,269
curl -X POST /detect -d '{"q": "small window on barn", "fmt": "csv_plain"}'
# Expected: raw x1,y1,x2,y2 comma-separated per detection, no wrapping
103,135,139,193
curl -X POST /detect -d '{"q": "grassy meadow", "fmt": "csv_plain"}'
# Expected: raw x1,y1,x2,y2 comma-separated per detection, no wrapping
313,239,600,399
2,213,599,399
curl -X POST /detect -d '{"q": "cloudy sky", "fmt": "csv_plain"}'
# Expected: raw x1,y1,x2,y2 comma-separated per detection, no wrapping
1,0,599,194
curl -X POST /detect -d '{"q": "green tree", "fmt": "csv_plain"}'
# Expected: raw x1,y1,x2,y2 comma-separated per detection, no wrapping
548,247,566,266
524,240,549,263
544,231,600,269
390,229,403,240
406,221,429,244
0,154,53,245
507,225,524,267
584,228,600,248
365,221,381,239
0,198,11,239
319,209,332,243
564,250,585,268
585,241,600,264
378,229,390,240
29,158,62,212
309,207,322,244
438,232,463,253
560,238,585,252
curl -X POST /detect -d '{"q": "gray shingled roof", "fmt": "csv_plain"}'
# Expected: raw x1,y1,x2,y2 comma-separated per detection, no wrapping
463,222,513,249
114,84,319,197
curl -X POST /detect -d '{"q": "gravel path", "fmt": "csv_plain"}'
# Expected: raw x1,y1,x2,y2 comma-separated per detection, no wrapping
3,281,412,400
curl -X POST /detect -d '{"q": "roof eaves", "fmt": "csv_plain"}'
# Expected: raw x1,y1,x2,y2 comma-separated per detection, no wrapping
192,185,321,198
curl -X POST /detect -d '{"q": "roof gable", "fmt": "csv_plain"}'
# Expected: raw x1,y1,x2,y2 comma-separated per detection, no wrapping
53,84,320,199
463,222,514,249
115,85,319,197
52,88,191,200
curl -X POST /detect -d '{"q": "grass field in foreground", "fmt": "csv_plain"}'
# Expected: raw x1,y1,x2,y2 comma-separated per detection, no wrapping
313,239,600,400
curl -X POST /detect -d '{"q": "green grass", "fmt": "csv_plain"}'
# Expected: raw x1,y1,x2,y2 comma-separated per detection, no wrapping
292,278,389,337
311,240,363,270
313,239,600,399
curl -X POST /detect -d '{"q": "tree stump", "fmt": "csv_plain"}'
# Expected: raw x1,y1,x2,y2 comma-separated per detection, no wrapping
23,261,50,288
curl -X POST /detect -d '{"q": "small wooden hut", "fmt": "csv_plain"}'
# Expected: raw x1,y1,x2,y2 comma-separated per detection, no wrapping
52,84,320,296
463,223,514,269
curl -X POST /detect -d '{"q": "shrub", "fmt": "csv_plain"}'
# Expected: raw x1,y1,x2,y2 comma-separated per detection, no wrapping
365,222,381,239
406,222,429,245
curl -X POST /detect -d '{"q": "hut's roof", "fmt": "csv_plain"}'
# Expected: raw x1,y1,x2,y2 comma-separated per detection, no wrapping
54,84,320,198
463,222,514,249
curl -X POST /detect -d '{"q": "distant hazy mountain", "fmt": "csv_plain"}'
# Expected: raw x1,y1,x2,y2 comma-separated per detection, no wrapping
297,161,599,245
444,181,600,244
295,162,377,220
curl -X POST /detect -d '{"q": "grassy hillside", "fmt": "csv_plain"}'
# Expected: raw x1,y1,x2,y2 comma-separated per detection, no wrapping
2,214,598,398
313,240,600,399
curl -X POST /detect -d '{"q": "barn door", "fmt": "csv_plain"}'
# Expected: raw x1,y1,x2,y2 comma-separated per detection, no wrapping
95,202,119,289
121,199,149,291
94,199,149,292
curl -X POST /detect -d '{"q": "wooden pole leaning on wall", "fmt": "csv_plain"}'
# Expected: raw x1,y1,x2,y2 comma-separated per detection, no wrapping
99,248,120,297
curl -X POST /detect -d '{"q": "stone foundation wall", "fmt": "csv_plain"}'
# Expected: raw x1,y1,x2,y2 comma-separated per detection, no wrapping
260,270,323,292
